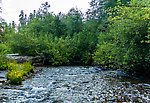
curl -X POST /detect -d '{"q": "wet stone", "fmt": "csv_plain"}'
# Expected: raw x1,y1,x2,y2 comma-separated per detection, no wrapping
0,78,6,83
0,71,6,77
0,71,6,86
52,100,63,103
0,83,2,86
0,74,5,78
0,66,150,103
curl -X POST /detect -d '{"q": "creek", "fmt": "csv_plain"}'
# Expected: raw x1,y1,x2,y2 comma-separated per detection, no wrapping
0,66,150,102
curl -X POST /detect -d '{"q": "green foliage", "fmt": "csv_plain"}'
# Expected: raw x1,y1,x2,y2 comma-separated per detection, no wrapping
74,29,98,64
1,0,149,75
62,8,83,36
0,43,10,70
94,0,150,73
36,31,97,65
0,54,8,70
6,3,97,66
86,0,130,21
21,62,34,76
24,14,65,37
8,33,38,56
7,68,23,84
6,61,34,84
43,36,73,65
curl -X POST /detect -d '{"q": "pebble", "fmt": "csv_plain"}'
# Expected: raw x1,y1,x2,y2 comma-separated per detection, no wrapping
0,78,6,83
0,83,2,86
0,66,150,103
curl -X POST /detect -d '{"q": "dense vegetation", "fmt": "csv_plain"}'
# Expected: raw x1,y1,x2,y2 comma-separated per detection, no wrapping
0,0,150,75
6,61,34,84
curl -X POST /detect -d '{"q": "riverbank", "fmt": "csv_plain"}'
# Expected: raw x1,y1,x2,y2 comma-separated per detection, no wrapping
0,66,43,87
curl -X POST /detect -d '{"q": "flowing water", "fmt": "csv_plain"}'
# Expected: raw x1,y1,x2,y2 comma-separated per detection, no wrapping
0,66,150,103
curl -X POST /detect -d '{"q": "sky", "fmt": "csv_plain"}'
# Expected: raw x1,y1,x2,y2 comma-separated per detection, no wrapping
0,0,91,24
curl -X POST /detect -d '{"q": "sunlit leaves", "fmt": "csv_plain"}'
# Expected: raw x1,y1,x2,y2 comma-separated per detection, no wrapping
94,0,150,72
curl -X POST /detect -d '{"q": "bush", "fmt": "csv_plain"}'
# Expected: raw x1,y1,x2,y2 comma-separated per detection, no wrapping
94,0,150,73
44,36,73,65
8,33,38,56
0,54,8,70
21,62,34,76
0,43,9,70
7,68,23,84
6,62,34,84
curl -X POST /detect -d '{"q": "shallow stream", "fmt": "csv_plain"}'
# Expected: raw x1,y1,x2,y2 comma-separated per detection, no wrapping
0,66,150,102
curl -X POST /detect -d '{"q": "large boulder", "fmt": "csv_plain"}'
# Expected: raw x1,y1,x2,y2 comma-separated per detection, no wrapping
7,54,45,65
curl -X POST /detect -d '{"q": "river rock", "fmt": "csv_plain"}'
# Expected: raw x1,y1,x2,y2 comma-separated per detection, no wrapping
7,54,45,65
0,66,150,103
0,78,6,83
31,87,47,94
0,83,2,87
0,74,5,78
0,71,6,78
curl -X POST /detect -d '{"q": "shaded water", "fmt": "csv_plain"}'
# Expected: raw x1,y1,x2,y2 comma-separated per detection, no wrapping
0,66,150,102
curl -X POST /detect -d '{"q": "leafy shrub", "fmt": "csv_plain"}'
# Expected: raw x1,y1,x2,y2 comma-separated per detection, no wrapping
8,33,38,56
45,36,73,65
6,62,34,84
0,54,8,70
7,68,23,84
21,62,34,76
94,0,150,73
75,30,98,65
0,43,9,70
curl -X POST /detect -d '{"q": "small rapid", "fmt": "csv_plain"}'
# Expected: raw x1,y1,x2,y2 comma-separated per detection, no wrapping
0,66,150,102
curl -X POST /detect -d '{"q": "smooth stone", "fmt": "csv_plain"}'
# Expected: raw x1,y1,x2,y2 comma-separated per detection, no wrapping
7,53,19,56
52,100,63,103
144,84,150,87
56,87,68,91
0,72,6,78
0,78,6,83
82,81,90,83
0,83,2,86
31,87,47,93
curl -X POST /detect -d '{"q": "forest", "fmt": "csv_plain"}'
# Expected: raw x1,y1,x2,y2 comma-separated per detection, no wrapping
0,0,150,78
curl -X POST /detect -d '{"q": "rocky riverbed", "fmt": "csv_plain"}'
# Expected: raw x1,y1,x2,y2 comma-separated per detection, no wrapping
0,66,150,103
